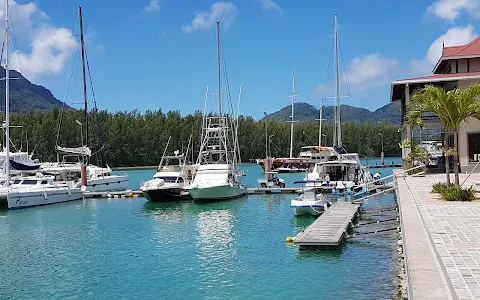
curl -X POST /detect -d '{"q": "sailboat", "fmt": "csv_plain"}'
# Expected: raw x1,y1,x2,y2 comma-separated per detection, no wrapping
184,21,247,201
0,1,83,209
41,6,129,193
303,14,366,195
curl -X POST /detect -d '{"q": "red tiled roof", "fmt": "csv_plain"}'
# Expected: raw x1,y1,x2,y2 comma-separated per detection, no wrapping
392,71,480,84
442,36,480,58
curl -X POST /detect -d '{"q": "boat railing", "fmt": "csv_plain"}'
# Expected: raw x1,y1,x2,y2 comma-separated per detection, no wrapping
355,164,426,189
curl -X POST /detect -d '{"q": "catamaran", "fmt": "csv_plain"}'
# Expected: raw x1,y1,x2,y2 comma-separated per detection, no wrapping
0,2,83,209
41,6,128,193
184,21,246,201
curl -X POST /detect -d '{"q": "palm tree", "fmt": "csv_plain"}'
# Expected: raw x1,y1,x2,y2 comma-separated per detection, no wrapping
406,84,480,186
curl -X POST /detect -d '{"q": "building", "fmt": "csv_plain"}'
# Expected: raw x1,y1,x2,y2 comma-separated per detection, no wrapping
391,37,480,172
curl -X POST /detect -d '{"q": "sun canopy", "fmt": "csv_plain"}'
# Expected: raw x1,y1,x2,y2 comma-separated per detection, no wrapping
56,145,92,157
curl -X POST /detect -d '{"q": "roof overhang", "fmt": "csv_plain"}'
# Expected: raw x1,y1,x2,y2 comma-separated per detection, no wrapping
433,54,480,74
390,72,480,102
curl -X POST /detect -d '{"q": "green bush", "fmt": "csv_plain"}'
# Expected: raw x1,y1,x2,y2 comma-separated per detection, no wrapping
432,182,448,193
438,185,476,201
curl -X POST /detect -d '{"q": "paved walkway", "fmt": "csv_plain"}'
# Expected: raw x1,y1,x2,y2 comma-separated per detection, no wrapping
396,172,480,300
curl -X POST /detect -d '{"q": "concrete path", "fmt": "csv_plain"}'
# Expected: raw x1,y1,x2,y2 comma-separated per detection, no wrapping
396,173,480,300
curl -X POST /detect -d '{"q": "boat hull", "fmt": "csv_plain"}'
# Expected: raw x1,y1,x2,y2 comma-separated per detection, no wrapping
6,188,84,209
142,187,190,201
291,200,325,216
83,175,129,192
188,184,247,201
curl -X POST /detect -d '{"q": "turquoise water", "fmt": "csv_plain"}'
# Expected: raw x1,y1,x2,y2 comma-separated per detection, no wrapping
0,160,400,299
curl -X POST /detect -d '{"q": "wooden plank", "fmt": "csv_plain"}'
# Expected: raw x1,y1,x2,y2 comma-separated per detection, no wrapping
294,202,359,249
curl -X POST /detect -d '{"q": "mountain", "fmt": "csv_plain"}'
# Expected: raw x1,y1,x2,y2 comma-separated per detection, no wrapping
266,102,401,124
0,66,68,112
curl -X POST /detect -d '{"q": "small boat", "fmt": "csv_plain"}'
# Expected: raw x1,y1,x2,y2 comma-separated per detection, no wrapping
290,183,331,216
141,138,195,201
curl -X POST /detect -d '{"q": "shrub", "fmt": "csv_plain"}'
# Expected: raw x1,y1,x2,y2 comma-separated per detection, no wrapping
432,182,448,193
438,185,476,201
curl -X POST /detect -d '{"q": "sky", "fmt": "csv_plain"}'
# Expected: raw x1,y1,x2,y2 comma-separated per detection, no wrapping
2,0,480,119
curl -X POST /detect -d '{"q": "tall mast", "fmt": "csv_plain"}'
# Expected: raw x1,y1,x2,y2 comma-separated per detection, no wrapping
334,14,341,147
4,0,10,185
79,6,88,161
289,72,296,158
216,21,222,117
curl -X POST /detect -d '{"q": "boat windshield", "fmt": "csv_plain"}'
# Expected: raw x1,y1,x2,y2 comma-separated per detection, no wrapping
154,176,183,183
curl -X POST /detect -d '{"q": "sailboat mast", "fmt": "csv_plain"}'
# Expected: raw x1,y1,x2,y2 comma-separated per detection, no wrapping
334,14,341,147
289,72,295,158
216,21,222,118
79,6,89,160
4,0,10,185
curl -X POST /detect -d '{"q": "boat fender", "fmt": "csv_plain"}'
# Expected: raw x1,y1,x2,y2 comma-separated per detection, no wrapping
128,192,134,198
286,236,295,243
107,193,112,198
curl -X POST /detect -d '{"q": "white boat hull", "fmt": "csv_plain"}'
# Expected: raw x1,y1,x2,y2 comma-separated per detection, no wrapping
5,188,84,209
80,175,129,192
188,184,246,201
291,199,325,216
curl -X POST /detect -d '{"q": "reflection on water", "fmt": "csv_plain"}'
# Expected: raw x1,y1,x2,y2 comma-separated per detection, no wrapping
142,201,186,223
195,209,238,296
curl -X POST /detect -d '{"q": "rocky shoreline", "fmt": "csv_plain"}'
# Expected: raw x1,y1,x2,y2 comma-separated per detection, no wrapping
396,234,408,299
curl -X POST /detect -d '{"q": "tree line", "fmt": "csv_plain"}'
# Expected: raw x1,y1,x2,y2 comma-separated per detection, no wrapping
4,106,402,167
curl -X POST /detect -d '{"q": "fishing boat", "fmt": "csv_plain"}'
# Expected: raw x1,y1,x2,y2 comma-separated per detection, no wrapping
0,2,83,209
141,137,196,201
184,21,246,201
290,181,331,216
42,6,128,192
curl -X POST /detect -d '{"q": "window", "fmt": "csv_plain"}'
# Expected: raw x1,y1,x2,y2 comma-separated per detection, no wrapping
468,133,480,162
22,180,38,185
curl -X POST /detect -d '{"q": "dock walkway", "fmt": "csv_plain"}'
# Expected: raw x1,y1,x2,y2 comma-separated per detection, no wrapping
294,202,360,249
396,172,480,300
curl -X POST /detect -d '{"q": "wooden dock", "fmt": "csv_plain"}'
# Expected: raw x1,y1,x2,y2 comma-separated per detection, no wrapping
83,190,144,198
247,187,301,194
294,202,360,249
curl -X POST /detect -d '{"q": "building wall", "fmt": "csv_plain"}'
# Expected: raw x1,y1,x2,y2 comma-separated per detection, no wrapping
458,79,480,170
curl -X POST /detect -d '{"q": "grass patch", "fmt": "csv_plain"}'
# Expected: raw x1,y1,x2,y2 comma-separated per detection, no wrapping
432,182,448,193
438,185,476,201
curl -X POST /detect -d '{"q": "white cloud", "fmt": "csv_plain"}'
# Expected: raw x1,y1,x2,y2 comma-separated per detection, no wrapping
427,0,480,21
182,2,238,34
343,54,400,93
409,25,477,74
12,27,77,79
144,0,160,13
0,0,78,81
256,0,282,13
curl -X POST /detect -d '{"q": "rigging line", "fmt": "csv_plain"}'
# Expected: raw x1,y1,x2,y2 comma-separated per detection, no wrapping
85,48,107,166
8,10,24,76
0,29,6,66
322,35,335,122
56,11,80,147
56,48,80,146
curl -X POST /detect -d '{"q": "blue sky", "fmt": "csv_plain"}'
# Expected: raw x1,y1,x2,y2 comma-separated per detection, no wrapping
4,0,480,118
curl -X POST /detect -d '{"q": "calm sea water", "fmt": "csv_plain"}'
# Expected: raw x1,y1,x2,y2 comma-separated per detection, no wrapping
0,158,401,300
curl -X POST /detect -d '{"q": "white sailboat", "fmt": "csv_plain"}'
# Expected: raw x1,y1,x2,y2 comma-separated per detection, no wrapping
41,6,128,193
184,21,246,201
0,1,83,209
303,14,365,195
